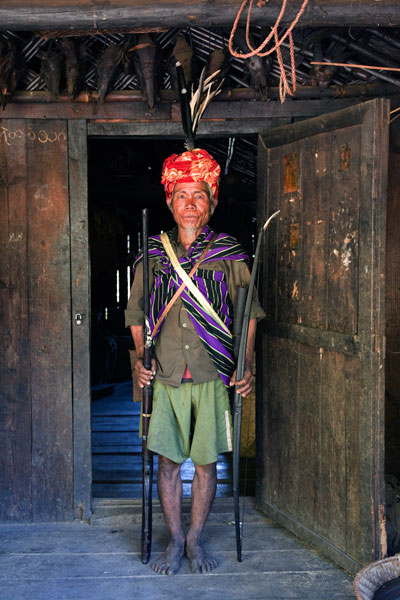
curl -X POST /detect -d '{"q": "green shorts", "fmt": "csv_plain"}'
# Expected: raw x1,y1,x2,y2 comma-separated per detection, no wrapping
146,378,232,466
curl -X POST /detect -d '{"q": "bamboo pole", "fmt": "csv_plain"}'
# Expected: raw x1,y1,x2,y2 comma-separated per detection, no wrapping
6,82,400,105
311,61,400,72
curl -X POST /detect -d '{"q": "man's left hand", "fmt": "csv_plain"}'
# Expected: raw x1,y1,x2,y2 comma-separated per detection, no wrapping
229,367,253,397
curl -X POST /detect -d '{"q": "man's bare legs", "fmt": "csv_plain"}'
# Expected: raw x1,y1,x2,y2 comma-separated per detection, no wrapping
152,457,217,575
186,461,218,573
151,455,185,575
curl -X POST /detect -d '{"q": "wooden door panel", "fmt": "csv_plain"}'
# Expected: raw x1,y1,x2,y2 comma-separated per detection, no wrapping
265,128,361,334
277,143,303,325
301,132,330,329
328,125,361,334
257,99,389,573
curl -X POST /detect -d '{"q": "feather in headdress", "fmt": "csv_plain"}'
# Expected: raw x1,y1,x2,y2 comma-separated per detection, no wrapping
176,61,224,151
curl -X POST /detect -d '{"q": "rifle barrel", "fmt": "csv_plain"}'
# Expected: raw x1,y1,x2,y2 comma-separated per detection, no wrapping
141,208,153,565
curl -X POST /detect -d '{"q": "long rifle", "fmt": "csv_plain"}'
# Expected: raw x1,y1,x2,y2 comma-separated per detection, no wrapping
232,210,280,562
141,208,153,564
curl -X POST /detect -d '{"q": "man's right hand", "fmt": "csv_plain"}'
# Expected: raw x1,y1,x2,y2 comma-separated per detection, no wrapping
135,357,157,388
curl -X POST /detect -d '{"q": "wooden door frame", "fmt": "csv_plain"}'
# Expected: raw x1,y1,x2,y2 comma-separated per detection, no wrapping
75,109,379,521
69,120,92,520
80,119,293,516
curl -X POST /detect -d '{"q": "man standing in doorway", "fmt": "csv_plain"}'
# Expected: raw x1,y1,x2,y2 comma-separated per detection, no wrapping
125,148,264,575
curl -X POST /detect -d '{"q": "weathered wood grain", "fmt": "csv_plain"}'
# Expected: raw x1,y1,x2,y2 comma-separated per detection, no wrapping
26,119,74,521
301,131,330,328
278,339,300,518
0,509,355,598
357,99,388,561
261,320,361,356
327,124,360,334
343,353,362,561
7,83,400,104
1,119,76,522
257,98,389,574
0,0,399,30
0,98,358,121
319,351,347,552
277,141,303,325
69,120,92,521
296,343,322,535
0,120,32,521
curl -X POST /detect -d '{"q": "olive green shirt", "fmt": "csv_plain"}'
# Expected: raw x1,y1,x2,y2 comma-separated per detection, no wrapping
125,236,265,388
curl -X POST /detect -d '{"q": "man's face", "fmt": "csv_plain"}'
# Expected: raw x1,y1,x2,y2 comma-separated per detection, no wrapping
171,181,212,233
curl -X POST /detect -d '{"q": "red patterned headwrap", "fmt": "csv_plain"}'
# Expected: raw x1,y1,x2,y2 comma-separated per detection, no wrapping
161,148,221,205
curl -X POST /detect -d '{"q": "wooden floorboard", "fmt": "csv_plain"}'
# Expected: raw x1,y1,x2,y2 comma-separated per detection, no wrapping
0,505,355,600
57,383,355,599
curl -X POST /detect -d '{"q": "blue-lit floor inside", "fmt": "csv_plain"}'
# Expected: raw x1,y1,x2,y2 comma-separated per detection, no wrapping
91,380,255,499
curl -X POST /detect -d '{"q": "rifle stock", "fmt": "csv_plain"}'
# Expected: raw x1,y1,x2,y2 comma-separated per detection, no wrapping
141,208,153,565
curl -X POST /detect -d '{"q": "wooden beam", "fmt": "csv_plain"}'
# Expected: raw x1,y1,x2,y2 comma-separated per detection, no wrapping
0,97,359,121
8,82,400,105
0,0,399,30
87,120,276,137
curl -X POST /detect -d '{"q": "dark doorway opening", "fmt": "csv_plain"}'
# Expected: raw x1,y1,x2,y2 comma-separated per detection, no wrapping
88,136,258,499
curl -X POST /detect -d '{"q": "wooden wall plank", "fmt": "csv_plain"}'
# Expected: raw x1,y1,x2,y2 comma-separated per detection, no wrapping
344,354,362,561
0,120,32,521
275,338,299,516
277,142,303,325
256,119,290,508
296,344,322,534
7,84,400,105
260,335,280,508
319,351,348,552
26,119,74,521
1,101,172,121
327,124,360,334
301,132,331,329
357,100,388,561
262,341,364,563
89,120,277,137
68,120,92,521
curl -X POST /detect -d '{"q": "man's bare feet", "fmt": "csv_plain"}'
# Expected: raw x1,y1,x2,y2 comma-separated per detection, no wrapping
186,537,218,574
151,537,185,576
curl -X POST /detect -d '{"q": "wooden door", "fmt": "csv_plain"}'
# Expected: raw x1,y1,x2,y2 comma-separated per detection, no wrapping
0,119,90,522
256,98,389,573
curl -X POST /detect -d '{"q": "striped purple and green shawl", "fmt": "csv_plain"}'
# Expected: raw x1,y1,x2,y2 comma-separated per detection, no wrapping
133,225,248,387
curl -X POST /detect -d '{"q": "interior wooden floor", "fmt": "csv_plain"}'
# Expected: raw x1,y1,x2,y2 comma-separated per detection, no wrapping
92,380,255,499
0,380,354,599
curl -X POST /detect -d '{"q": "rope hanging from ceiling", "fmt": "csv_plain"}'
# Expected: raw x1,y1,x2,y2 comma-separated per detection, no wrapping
228,0,310,102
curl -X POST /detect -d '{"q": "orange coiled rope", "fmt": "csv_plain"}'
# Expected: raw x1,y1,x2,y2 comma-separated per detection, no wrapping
228,0,310,101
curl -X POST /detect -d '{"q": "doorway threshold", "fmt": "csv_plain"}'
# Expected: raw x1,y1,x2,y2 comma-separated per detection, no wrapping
90,496,258,527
